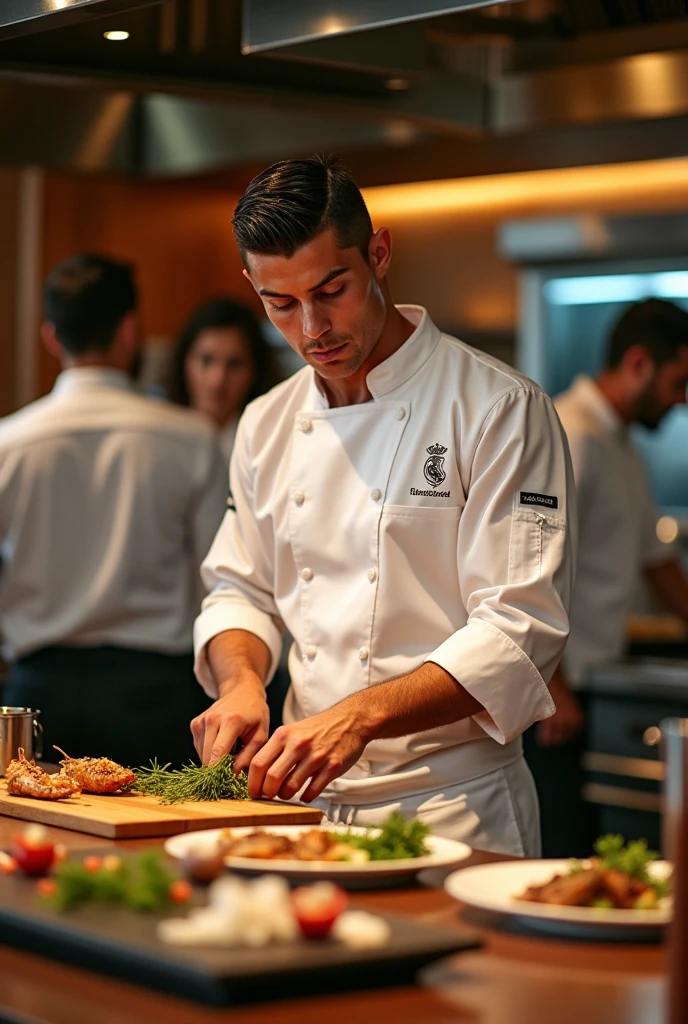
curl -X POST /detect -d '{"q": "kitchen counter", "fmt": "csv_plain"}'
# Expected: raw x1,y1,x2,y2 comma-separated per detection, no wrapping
0,817,666,1024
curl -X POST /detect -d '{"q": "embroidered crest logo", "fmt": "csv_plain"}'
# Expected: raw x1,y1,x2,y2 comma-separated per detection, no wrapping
423,443,448,489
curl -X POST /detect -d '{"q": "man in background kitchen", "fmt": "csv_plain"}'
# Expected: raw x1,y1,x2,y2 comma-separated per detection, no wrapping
0,254,227,767
524,297,688,855
190,155,576,855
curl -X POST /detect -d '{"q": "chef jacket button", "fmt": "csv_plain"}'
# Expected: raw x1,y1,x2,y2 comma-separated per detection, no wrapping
305,645,317,659
301,567,314,581
358,646,369,661
294,490,305,505
370,488,382,502
299,418,313,433
367,568,377,583
395,407,406,421
359,759,371,774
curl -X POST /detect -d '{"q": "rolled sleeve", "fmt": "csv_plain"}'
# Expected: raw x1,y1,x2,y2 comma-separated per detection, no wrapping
426,618,555,744
193,414,283,698
427,386,575,743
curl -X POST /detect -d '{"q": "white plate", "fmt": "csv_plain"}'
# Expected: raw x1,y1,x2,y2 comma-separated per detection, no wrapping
444,859,672,939
164,824,471,884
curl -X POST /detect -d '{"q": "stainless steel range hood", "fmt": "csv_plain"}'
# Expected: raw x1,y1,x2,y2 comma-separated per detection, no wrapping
1,0,688,180
0,0,164,41
242,0,518,52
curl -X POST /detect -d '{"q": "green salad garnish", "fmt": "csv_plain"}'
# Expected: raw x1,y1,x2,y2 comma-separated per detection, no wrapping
338,812,431,860
568,834,669,900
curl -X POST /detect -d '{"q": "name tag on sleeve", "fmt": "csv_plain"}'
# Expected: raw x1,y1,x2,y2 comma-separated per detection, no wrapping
520,491,558,510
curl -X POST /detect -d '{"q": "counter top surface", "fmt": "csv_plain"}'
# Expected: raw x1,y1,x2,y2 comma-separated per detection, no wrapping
0,815,667,1024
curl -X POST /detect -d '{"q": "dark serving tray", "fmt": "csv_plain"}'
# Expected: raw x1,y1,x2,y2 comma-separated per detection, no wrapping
0,861,479,1006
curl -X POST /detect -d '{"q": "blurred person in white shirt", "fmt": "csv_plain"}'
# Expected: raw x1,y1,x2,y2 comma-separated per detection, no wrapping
524,297,688,855
0,254,227,767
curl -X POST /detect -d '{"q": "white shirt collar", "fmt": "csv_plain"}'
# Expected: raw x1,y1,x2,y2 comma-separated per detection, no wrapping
367,305,441,398
307,305,440,409
52,367,133,395
569,374,626,438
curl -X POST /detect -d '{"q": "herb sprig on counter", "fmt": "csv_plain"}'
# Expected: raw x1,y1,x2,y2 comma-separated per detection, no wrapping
131,754,250,804
338,812,431,861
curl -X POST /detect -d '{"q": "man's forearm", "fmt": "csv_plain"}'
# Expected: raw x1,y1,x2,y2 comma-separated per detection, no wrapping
334,662,484,743
207,629,271,698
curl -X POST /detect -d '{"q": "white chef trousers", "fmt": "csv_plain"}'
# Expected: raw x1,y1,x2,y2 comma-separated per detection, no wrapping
314,756,541,858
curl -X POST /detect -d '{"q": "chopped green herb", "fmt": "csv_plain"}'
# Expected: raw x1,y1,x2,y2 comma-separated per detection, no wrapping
130,754,250,804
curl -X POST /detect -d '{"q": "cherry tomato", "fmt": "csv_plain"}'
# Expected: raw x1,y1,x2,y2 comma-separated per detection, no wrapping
0,852,17,875
53,844,68,862
169,879,193,903
291,883,348,939
83,855,102,873
36,878,58,898
11,834,56,877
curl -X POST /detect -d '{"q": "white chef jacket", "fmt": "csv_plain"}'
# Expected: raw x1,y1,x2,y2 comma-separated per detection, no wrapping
195,306,575,806
555,375,670,687
217,417,239,465
0,368,227,660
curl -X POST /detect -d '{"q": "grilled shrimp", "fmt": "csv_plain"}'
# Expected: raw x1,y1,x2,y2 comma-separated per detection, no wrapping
54,746,136,794
5,748,81,800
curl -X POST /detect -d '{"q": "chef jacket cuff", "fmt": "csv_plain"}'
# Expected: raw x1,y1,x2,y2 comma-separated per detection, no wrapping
193,601,282,698
424,617,555,744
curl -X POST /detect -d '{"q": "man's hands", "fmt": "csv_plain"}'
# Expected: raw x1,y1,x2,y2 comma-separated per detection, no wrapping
191,676,269,772
247,705,368,803
192,691,368,801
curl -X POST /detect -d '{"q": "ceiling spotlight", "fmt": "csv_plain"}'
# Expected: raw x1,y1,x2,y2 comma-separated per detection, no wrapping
103,30,130,41
385,78,411,92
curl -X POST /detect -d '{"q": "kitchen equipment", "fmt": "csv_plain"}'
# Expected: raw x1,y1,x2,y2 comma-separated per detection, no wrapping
0,786,321,839
0,708,42,776
661,718,688,1024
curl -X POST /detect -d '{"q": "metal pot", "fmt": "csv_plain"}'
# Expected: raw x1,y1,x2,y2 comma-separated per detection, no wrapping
0,707,43,776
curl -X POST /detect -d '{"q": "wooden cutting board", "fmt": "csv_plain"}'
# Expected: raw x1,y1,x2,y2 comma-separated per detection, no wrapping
0,784,322,839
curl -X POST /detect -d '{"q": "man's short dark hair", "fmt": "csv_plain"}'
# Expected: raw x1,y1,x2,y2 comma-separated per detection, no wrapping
606,298,688,369
232,155,373,265
44,253,137,355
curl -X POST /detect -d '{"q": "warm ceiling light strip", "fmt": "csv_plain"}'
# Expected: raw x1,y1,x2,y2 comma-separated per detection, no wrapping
362,158,688,219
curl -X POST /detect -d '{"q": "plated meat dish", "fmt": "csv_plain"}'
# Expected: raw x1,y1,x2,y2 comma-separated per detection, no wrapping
220,814,431,863
221,828,367,863
517,863,660,910
516,835,670,911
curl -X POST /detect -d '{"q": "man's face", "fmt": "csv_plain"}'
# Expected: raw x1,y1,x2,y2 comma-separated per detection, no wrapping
244,228,388,381
634,345,688,429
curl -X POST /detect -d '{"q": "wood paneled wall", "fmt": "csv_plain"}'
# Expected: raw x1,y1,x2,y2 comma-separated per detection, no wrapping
0,170,20,416
40,174,252,396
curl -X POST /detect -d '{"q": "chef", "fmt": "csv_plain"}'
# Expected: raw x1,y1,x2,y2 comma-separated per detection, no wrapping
192,155,576,855
524,297,688,856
